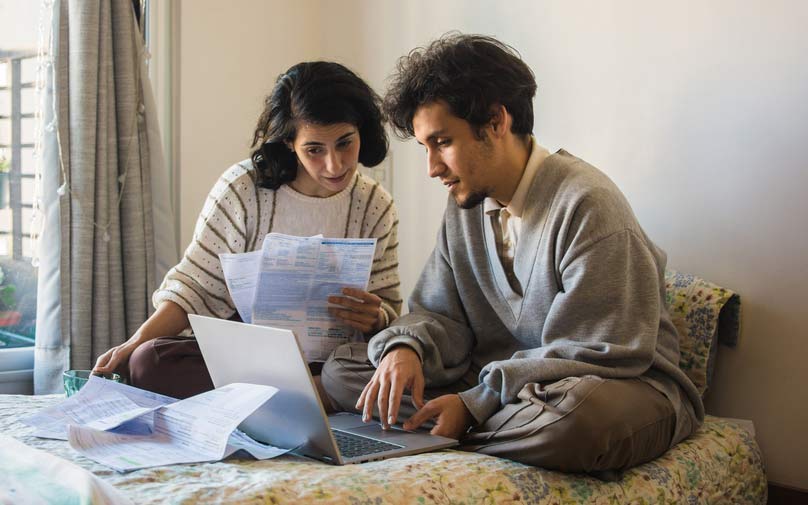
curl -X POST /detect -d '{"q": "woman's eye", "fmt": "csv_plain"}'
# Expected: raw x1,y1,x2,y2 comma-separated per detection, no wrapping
337,140,353,149
306,147,323,155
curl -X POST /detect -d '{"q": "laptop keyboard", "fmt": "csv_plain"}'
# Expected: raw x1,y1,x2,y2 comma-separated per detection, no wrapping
331,429,403,458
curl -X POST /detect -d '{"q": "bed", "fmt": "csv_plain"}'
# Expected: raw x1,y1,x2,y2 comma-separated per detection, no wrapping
0,271,767,504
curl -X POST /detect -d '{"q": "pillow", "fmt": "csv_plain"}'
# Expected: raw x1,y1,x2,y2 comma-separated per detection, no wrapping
664,270,741,397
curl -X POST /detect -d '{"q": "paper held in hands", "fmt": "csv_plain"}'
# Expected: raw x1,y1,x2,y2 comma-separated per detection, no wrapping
21,375,290,472
220,233,377,362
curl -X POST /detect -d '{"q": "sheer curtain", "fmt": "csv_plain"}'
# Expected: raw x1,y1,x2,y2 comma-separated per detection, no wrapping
34,0,176,394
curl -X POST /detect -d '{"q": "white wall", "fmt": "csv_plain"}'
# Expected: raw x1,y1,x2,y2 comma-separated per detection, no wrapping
176,0,808,489
177,0,325,244
0,1,39,52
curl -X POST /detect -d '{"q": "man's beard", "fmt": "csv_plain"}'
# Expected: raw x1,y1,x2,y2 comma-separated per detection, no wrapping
457,189,488,210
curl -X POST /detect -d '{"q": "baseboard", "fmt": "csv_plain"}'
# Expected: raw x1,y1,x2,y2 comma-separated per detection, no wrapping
0,368,33,394
768,483,808,505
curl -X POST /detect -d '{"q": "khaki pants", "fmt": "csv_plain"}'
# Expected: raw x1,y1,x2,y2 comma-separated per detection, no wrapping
321,342,675,474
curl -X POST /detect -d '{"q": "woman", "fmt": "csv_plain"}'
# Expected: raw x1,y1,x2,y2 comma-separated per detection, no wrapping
93,62,401,398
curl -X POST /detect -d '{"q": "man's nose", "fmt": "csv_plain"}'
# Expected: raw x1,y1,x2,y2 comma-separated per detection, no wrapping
427,150,444,179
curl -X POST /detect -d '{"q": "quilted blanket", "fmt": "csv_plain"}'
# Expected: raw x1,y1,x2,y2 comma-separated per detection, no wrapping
0,394,766,504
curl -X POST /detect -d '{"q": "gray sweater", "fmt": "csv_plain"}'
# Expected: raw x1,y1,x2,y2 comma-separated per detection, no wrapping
368,150,703,447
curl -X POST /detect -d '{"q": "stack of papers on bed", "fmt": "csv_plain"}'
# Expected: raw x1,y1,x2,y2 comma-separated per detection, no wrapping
21,375,291,472
219,232,377,361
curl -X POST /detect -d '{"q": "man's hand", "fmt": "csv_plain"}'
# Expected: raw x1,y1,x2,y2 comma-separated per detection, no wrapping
403,394,474,440
356,346,424,429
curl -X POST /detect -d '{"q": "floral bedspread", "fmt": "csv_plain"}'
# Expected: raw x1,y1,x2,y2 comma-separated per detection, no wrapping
1,394,766,504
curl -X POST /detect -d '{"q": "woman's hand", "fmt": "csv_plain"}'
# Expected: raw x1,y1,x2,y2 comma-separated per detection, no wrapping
328,287,387,334
92,340,139,375
92,301,190,376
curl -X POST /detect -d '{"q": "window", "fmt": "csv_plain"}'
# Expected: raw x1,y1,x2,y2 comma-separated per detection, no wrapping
0,1,40,393
0,51,38,350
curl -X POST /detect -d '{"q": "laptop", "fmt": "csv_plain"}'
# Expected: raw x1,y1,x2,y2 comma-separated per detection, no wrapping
189,314,458,465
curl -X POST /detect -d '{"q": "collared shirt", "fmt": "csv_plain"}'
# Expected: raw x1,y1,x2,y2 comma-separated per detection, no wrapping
484,138,550,287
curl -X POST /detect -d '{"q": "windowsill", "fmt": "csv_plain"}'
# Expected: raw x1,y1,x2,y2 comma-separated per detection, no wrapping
0,330,34,394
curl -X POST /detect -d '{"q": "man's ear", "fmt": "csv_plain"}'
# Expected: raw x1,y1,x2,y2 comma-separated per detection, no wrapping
488,104,511,139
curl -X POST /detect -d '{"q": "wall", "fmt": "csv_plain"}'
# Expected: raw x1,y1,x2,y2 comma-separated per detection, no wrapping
177,0,325,244
0,1,39,52
176,0,808,489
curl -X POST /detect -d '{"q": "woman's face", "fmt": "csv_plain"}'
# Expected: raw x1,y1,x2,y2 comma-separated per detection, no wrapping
288,122,361,197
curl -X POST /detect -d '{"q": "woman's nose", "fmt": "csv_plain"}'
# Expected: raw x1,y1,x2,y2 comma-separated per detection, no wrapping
326,150,343,174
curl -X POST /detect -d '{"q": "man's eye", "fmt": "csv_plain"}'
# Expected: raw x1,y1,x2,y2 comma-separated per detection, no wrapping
436,139,450,147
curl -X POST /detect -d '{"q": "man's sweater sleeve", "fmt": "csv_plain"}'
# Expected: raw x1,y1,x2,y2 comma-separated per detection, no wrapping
461,228,665,423
367,219,475,388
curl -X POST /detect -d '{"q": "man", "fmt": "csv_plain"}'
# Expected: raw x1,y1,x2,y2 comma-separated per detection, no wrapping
321,33,703,473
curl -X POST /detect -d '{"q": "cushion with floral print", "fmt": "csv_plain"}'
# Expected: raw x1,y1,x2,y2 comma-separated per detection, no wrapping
665,270,741,396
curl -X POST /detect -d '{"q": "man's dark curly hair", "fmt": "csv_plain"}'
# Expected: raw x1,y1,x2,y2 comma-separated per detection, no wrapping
250,62,388,190
383,33,537,139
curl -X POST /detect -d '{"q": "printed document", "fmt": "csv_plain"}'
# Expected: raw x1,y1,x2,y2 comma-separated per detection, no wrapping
220,249,262,323
23,376,290,471
68,382,287,472
22,376,175,440
223,233,376,362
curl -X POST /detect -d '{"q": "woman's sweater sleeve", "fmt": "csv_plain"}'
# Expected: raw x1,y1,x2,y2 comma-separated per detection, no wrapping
365,189,402,324
152,165,256,318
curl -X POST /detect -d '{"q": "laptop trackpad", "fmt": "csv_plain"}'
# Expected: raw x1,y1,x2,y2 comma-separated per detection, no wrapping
328,412,415,433
349,423,410,439
346,423,458,452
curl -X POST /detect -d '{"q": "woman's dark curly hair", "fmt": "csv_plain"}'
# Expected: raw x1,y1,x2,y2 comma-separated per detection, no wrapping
250,62,388,190
383,33,537,139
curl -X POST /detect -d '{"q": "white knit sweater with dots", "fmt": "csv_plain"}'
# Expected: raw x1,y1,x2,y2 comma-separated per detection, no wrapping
153,160,402,325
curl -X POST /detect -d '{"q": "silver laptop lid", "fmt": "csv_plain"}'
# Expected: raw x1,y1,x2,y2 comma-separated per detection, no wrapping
189,314,341,462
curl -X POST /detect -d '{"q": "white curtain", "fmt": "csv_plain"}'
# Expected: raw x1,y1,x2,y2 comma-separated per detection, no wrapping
34,0,176,394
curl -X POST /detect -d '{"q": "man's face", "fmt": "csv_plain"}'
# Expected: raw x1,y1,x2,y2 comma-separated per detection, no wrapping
412,101,497,209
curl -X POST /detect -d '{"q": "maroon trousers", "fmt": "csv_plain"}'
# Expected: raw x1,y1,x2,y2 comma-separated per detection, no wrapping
120,336,323,399
121,336,214,399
